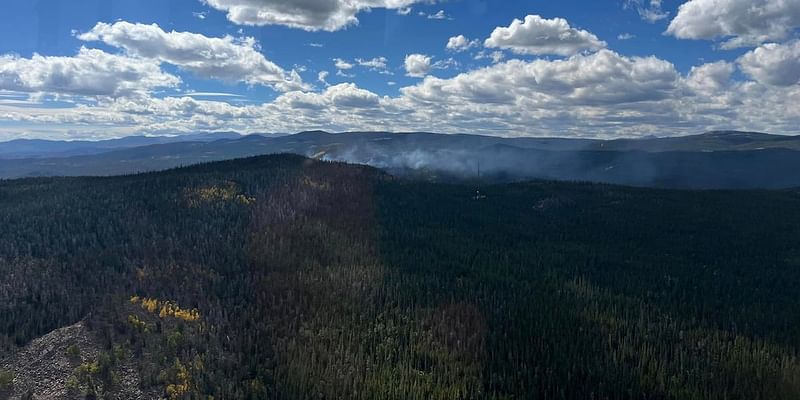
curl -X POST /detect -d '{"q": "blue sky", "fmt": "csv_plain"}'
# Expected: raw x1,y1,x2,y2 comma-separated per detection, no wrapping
0,0,798,140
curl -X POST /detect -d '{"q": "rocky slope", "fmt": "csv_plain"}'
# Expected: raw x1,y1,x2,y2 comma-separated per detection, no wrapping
0,321,151,399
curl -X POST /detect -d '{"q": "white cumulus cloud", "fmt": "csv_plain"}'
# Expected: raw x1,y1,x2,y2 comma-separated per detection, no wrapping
202,0,428,31
624,0,669,23
404,54,432,77
738,40,800,86
484,15,606,56
446,35,479,52
78,21,305,92
0,47,179,98
666,0,800,49
686,60,735,92
356,57,389,71
402,50,679,107
318,70,330,86
333,58,354,70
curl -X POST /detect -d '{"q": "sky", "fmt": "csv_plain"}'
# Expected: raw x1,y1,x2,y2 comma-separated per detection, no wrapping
0,0,799,140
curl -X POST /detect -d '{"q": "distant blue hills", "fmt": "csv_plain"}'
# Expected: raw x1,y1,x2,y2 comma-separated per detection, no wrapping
2,130,800,189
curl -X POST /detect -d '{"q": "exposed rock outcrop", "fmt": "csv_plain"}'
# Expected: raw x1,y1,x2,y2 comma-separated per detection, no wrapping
0,321,150,400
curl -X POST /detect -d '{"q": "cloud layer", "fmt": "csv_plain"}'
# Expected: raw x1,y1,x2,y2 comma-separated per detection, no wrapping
2,10,800,141
5,45,799,141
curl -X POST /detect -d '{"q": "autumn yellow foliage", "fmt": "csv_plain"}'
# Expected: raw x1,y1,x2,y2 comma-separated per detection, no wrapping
184,182,254,207
166,383,190,399
127,314,150,333
130,296,200,322
165,359,192,399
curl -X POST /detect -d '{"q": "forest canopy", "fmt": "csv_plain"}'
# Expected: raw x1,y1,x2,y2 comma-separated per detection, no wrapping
0,154,799,399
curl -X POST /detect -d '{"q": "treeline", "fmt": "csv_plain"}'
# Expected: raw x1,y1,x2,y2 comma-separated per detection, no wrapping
0,154,799,399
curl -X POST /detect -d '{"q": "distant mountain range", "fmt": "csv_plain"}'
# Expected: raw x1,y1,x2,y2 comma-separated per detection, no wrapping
0,131,244,159
2,130,800,189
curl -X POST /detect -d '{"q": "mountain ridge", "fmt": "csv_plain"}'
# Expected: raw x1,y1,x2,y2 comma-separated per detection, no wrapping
2,130,800,189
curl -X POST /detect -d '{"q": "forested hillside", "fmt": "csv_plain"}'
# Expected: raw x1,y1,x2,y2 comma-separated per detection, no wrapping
1,154,799,399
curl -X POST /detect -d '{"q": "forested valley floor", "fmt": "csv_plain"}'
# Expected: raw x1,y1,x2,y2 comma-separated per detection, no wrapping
1,154,799,399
